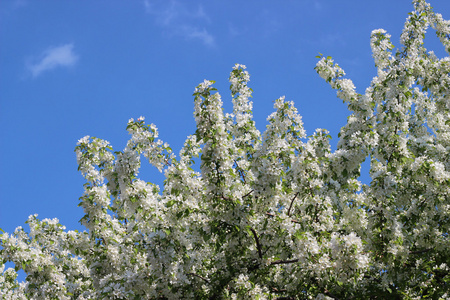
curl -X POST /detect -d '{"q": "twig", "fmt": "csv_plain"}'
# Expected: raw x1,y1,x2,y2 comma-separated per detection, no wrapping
249,227,263,259
222,190,253,202
164,158,172,167
271,287,287,293
187,273,210,283
266,212,300,224
287,192,299,217
234,160,247,184
243,190,253,198
221,194,232,201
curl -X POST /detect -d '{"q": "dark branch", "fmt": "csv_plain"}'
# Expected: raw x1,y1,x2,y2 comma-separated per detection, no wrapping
410,248,431,255
221,194,232,201
250,227,263,259
164,158,172,167
234,160,246,184
271,259,299,265
243,190,253,198
287,192,299,217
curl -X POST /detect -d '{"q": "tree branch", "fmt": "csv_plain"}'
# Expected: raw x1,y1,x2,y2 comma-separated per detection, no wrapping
250,227,263,259
234,160,247,184
243,190,253,198
271,259,299,265
221,194,232,202
271,287,287,293
410,248,431,255
164,158,172,167
187,273,210,283
287,192,299,217
266,212,300,224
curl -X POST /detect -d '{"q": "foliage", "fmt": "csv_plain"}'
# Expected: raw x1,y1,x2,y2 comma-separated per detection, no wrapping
1,0,449,298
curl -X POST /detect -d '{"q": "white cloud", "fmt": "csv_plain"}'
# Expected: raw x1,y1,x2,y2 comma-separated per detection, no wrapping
181,25,214,47
28,44,78,78
143,0,215,47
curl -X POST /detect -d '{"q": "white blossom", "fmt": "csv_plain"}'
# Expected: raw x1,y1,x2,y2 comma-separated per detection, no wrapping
1,1,449,298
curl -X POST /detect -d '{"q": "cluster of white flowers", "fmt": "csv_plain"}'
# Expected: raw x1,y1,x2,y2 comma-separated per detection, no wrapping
371,29,395,71
1,1,449,298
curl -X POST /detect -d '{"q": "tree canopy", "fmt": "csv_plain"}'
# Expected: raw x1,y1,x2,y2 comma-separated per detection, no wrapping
1,0,449,299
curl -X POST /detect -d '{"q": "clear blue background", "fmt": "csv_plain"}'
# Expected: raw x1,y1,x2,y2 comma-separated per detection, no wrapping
1,0,449,237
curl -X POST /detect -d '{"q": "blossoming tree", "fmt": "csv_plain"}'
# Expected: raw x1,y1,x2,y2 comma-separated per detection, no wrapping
1,0,449,299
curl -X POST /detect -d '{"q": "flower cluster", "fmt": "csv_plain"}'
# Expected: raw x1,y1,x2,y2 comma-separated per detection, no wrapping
1,1,449,298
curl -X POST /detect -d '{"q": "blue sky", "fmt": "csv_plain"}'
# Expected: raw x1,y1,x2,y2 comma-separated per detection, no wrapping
1,0,449,238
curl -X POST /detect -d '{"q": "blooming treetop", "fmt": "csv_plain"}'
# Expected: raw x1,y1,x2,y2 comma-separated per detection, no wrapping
1,0,449,299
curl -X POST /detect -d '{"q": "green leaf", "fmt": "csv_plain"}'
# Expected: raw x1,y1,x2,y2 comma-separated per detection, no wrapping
166,200,176,208
294,231,305,240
